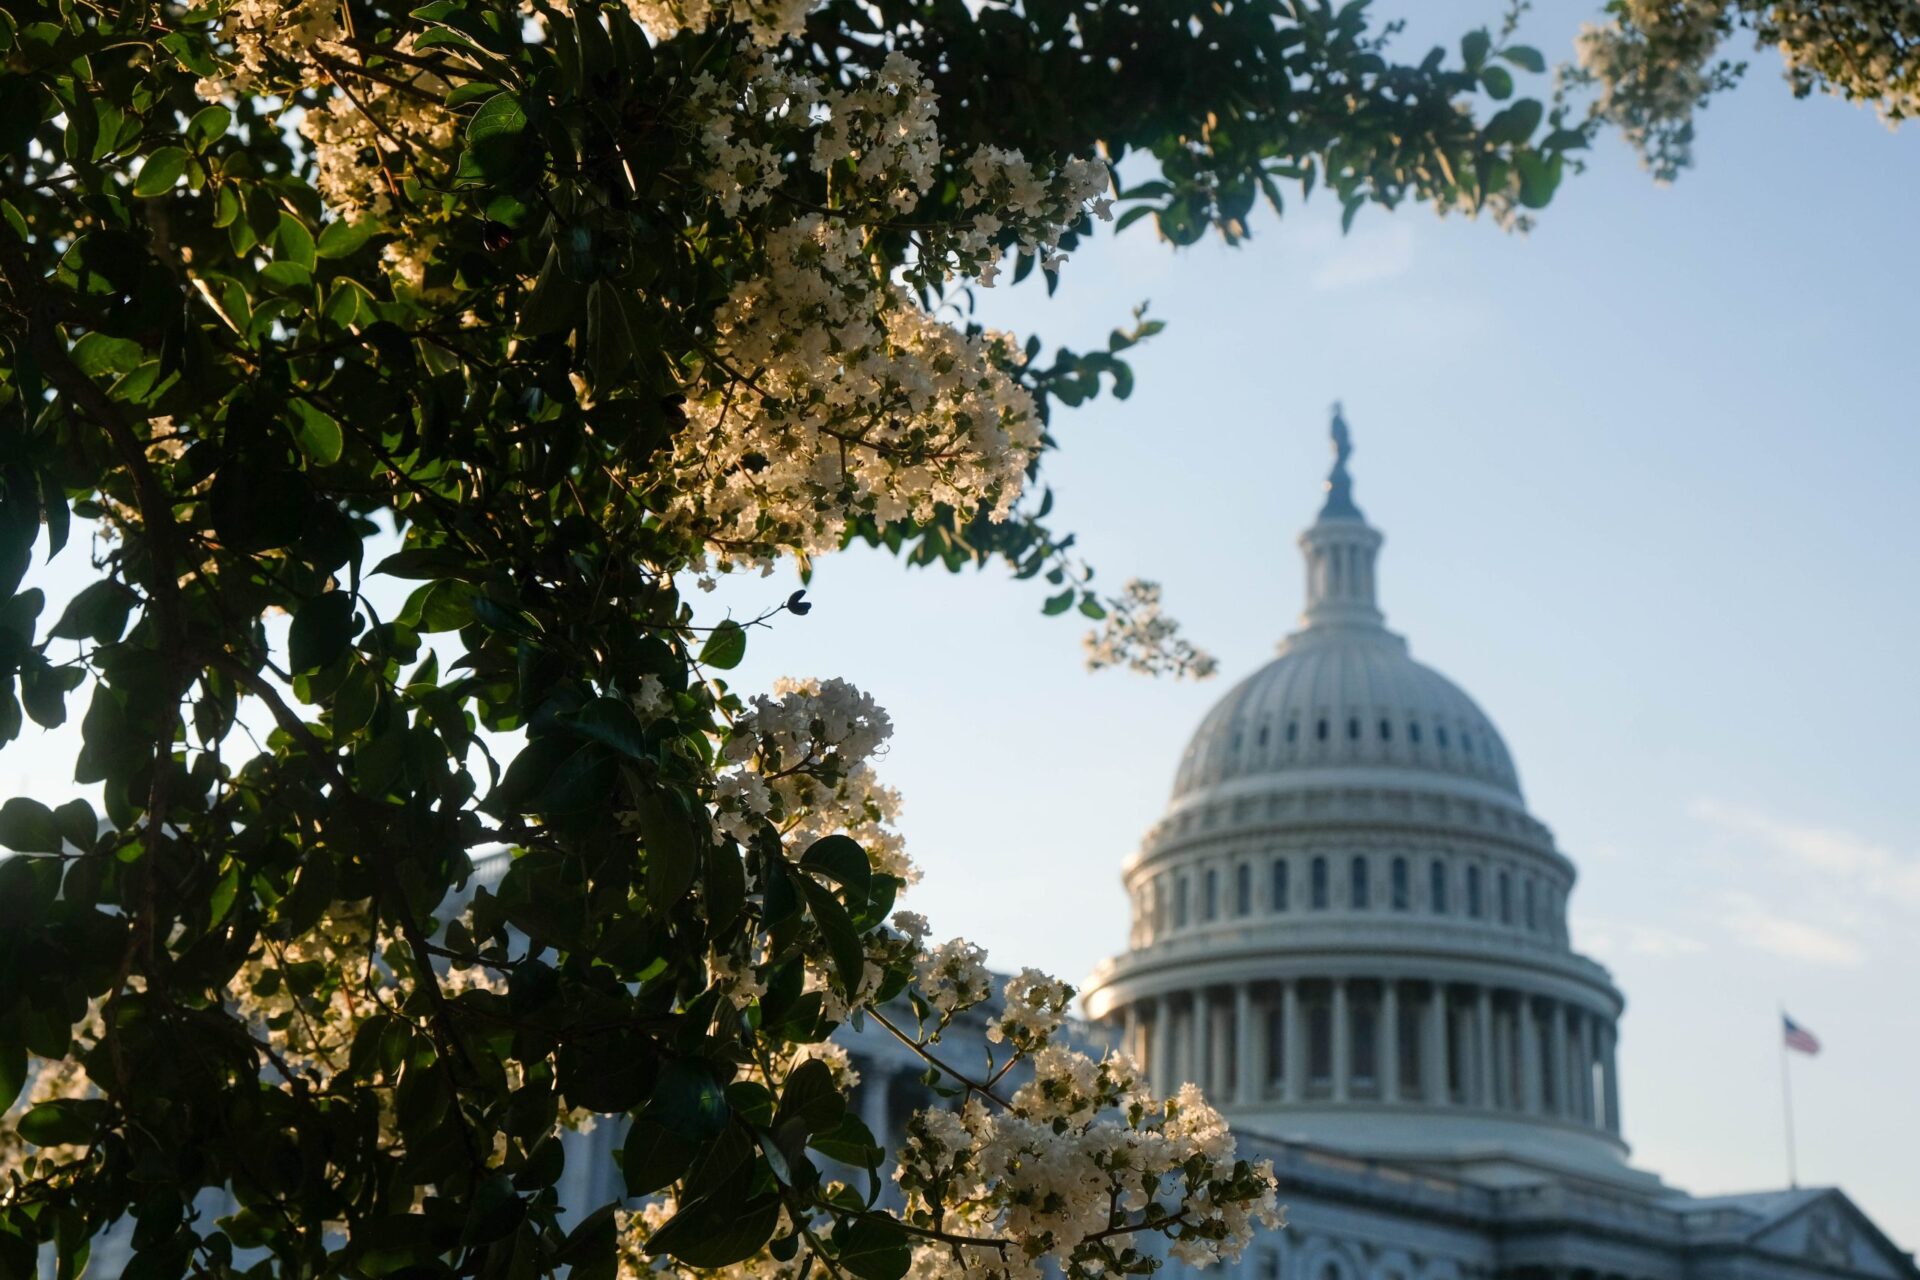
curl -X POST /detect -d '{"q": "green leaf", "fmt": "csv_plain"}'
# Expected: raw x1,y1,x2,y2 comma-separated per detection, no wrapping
465,93,528,181
1483,99,1544,146
19,1099,103,1147
794,874,863,1000
645,1195,780,1269
185,104,230,150
567,697,648,758
133,146,189,197
259,260,312,291
775,1058,845,1135
1042,588,1074,616
0,1042,25,1113
316,217,374,259
636,791,699,909
52,799,97,849
276,212,316,270
1461,28,1491,72
1501,44,1547,73
1480,65,1513,100
49,578,138,643
651,1059,730,1141
290,398,344,465
622,1115,697,1197
0,797,61,852
700,619,746,670
290,591,357,673
835,1217,911,1280
801,834,871,906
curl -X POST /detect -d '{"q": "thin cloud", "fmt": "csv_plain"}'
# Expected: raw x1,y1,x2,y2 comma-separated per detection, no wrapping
1577,918,1709,959
1310,222,1416,290
1718,891,1867,968
1689,798,1920,909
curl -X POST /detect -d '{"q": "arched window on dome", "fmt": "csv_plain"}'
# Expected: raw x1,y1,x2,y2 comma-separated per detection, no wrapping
1271,859,1291,912
1390,857,1409,911
1310,857,1329,910
1462,731,1475,757
1286,720,1299,744
1203,868,1219,922
1436,725,1451,749
1175,876,1190,929
1378,718,1392,741
1497,870,1513,925
1316,718,1329,742
1524,878,1537,931
1429,860,1448,914
1409,721,1422,745
1152,880,1166,935
1347,716,1362,741
1235,862,1252,916
1349,856,1369,909
1257,724,1270,748
1466,865,1483,918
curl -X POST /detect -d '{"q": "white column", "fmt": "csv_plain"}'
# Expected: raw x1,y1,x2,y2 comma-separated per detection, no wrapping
1424,984,1449,1105
860,1066,891,1146
1235,984,1258,1105
1209,999,1231,1099
1475,987,1495,1108
1282,980,1303,1104
1330,979,1350,1102
1603,1022,1623,1134
1520,995,1543,1115
1380,981,1400,1103
1192,988,1210,1090
1576,1009,1595,1124
1152,995,1172,1092
1546,1001,1569,1117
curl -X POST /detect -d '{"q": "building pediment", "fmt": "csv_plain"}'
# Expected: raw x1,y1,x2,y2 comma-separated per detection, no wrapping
1735,1189,1916,1279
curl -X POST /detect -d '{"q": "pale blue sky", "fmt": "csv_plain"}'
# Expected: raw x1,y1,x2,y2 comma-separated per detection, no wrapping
8,0,1917,1249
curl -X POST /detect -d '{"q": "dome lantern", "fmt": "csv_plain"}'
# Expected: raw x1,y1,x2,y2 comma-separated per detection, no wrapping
1298,404,1386,632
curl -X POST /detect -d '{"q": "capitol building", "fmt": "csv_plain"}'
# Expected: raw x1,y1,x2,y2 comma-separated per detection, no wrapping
849,414,1916,1280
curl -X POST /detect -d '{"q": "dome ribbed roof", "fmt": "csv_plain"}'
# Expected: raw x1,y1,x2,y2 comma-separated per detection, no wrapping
1171,406,1522,804
1170,627,1521,800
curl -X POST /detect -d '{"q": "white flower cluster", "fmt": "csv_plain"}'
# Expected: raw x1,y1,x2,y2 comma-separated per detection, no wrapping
665,51,1114,567
624,0,816,47
1752,0,1920,121
196,0,344,98
712,677,912,878
954,147,1113,281
1574,0,1729,179
986,968,1075,1053
913,938,992,1019
295,39,457,223
895,1052,1284,1280
1081,579,1220,680
1577,0,1919,175
664,215,1043,568
229,901,391,1080
1,1006,101,1181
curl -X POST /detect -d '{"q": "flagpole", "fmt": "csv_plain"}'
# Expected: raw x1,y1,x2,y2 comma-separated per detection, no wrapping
1779,1006,1799,1189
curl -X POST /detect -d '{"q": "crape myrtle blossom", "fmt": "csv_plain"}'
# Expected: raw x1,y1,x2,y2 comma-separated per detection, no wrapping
1573,0,1920,179
712,676,916,883
1083,580,1221,679
892,1037,1284,1280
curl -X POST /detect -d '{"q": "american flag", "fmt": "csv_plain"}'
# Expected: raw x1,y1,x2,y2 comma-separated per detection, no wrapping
1783,1014,1821,1056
